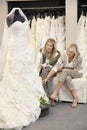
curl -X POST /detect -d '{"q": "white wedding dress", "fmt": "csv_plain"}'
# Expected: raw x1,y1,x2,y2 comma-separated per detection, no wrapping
0,8,47,130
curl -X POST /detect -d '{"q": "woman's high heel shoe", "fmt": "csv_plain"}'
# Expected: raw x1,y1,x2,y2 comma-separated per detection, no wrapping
49,97,56,106
72,98,78,108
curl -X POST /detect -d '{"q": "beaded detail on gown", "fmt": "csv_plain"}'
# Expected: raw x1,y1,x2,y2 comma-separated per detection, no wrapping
0,20,47,129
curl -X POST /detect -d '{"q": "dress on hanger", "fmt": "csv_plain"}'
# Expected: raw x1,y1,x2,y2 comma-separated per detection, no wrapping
0,8,48,130
76,14,86,54
56,16,65,52
76,15,87,74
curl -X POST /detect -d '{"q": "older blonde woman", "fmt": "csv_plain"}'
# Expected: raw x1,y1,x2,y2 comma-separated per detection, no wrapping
43,44,82,107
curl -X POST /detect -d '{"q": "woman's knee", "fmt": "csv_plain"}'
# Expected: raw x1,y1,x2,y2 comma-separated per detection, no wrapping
62,69,69,75
65,76,74,90
60,69,69,79
66,75,72,82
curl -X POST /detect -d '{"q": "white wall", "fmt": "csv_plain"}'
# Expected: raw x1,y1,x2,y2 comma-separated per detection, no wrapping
0,0,78,46
66,0,77,47
0,0,8,46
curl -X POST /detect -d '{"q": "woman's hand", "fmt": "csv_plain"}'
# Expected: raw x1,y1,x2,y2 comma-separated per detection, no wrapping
41,63,50,68
42,69,55,85
42,78,48,85
57,67,63,72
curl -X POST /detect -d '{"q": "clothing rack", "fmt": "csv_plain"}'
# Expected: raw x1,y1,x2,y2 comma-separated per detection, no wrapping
80,5,87,7
79,5,87,16
78,0,87,20
21,6,65,10
7,0,65,19
21,6,65,20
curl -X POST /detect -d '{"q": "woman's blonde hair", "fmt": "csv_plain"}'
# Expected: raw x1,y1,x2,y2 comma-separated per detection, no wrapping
41,38,57,60
68,43,80,59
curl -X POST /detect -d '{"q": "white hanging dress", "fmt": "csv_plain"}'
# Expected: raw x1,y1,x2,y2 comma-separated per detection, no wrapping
56,16,65,52
76,14,86,54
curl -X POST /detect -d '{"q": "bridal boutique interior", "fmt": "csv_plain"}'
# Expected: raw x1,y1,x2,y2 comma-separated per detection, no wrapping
0,0,87,130
2,0,86,103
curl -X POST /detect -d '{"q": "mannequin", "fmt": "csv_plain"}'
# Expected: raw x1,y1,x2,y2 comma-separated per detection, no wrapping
0,8,48,130
6,9,25,27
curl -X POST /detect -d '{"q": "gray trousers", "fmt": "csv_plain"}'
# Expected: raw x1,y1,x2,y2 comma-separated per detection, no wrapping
59,69,82,90
40,67,54,97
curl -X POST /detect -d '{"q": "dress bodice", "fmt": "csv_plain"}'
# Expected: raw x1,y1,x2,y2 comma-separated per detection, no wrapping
9,21,28,41
8,21,31,57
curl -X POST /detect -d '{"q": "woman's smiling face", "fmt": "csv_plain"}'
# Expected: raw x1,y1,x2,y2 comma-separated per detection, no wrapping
67,48,75,58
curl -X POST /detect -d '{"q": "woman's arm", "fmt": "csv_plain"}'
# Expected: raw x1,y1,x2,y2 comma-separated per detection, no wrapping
42,55,63,84
73,56,82,70
63,67,74,69
42,69,56,84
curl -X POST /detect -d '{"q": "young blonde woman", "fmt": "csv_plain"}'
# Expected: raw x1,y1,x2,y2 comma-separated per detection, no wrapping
36,38,60,98
43,43,82,107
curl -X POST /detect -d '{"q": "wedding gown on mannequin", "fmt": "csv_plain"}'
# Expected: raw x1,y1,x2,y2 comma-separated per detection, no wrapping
0,8,48,130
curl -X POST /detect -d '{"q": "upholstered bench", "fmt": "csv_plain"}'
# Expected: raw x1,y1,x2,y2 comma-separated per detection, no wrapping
52,75,87,103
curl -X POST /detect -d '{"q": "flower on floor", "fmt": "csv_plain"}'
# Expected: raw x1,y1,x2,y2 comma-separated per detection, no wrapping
39,96,49,105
